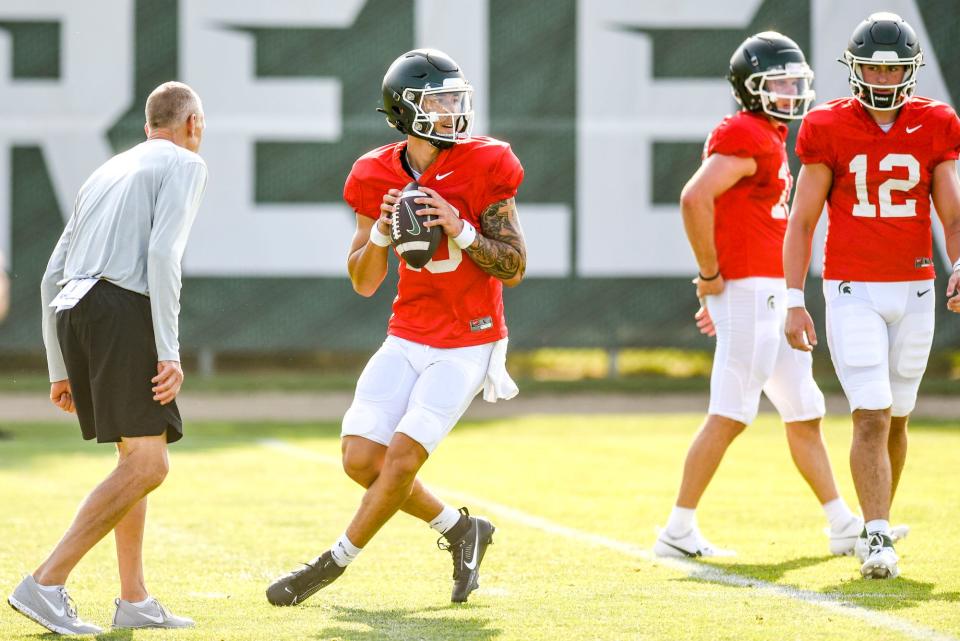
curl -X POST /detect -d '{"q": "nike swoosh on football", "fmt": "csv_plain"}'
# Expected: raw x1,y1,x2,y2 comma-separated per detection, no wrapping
36,591,66,618
436,171,454,180
464,529,480,570
403,202,421,235
906,125,922,133
917,289,931,297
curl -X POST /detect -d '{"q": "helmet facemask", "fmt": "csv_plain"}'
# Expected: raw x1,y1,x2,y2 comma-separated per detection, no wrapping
400,79,474,148
843,50,922,111
743,62,815,121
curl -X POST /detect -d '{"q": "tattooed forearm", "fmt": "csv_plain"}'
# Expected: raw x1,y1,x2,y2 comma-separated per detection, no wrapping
464,198,527,281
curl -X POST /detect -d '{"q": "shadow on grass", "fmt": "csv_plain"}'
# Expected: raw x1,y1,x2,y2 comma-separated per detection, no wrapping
30,630,132,641
680,555,960,612
701,555,833,583
311,604,500,641
819,575,960,610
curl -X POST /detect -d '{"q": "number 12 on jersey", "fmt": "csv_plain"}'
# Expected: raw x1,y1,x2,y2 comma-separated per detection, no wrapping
849,153,919,218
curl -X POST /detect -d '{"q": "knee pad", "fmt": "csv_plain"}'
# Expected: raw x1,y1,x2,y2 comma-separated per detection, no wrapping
845,380,893,413
893,327,933,379
395,406,449,455
341,402,394,447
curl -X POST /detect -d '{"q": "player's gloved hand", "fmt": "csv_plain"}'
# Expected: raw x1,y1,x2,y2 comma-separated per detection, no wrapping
49,379,75,414
416,186,465,237
946,269,960,313
377,189,401,236
695,305,716,337
785,307,817,352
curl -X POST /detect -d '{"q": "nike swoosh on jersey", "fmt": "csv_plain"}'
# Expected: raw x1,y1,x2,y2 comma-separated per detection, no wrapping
917,289,931,297
906,125,923,133
464,529,480,570
436,171,454,180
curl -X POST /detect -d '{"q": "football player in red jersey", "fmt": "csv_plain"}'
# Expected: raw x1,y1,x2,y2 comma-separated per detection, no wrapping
655,33,866,559
785,12,960,579
266,49,526,606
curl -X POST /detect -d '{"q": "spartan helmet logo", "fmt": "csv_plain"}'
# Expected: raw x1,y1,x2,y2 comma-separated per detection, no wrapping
767,295,776,310
839,281,853,295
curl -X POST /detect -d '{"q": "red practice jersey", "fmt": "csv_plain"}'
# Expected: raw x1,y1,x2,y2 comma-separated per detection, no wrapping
705,111,792,279
796,97,960,281
344,136,524,348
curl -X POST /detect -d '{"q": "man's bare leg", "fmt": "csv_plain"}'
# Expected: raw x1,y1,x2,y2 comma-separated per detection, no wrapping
114,495,148,602
341,435,443,522
675,414,746,509
34,435,168,587
345,433,428,548
784,418,840,504
888,415,909,503
850,408,893,522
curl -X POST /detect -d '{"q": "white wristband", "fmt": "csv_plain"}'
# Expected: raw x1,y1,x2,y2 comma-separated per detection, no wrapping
786,288,805,309
453,220,477,249
369,223,392,247
953,257,960,273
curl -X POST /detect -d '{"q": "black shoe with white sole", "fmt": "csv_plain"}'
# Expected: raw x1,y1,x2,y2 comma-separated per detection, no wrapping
439,507,496,603
266,550,346,606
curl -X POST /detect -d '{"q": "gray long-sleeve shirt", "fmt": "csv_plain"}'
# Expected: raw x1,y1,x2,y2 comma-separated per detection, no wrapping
41,139,208,382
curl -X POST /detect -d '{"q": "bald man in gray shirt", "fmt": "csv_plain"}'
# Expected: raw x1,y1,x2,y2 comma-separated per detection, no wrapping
9,81,207,635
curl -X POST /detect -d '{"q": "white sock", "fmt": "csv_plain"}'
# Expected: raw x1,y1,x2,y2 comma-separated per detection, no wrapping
330,533,362,568
35,581,63,593
429,505,462,535
865,519,890,536
127,597,152,607
822,497,856,531
665,506,696,538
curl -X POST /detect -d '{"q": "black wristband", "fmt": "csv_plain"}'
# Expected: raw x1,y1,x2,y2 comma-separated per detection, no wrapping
698,270,720,281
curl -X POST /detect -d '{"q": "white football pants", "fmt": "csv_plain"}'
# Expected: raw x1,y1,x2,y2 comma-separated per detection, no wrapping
706,277,825,425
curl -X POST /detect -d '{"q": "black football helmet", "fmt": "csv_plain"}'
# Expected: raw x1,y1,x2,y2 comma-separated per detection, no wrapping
379,49,474,149
728,31,815,121
841,12,923,111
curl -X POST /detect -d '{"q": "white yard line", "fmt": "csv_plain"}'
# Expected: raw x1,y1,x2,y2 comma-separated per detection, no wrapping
260,438,958,641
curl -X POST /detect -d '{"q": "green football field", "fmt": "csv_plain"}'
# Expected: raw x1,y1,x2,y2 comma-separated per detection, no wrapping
1,413,959,641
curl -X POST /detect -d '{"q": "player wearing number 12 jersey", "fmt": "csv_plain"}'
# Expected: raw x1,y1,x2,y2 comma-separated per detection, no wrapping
655,33,864,560
785,13,960,579
266,49,527,607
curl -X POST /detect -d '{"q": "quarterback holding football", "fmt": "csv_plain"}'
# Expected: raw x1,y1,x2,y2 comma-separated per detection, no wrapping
784,12,960,579
267,48,527,606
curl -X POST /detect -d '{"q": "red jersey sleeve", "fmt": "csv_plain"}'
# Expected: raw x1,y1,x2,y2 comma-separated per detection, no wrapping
487,145,524,202
795,109,835,169
933,105,960,166
343,164,377,220
706,116,766,158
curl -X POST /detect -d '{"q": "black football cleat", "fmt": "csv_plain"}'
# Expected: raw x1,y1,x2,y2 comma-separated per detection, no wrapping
266,550,345,606
439,508,496,603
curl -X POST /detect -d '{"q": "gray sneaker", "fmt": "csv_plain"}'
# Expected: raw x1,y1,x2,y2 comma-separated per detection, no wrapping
112,596,194,629
7,575,102,635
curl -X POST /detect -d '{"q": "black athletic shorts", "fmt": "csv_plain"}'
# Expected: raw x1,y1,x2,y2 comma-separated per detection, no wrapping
55,280,183,444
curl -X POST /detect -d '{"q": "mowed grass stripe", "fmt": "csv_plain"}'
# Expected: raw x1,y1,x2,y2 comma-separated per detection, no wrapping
261,437,959,641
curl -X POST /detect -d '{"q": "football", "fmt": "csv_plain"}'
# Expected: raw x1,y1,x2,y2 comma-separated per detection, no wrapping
391,181,442,268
